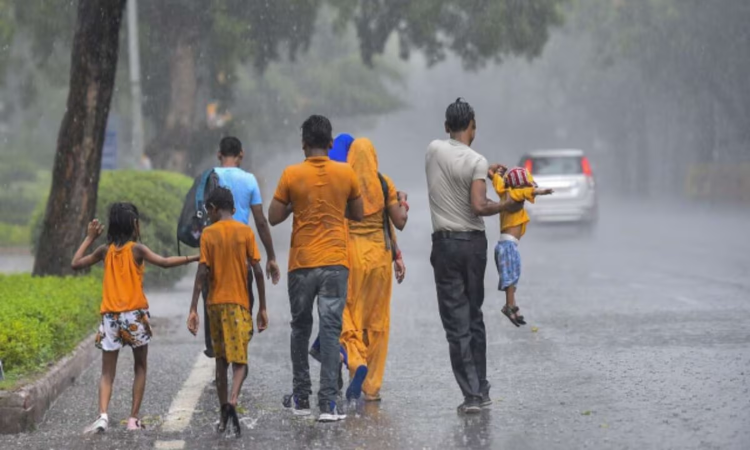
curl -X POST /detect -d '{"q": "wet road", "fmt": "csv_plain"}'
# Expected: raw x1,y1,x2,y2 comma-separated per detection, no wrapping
1,198,749,450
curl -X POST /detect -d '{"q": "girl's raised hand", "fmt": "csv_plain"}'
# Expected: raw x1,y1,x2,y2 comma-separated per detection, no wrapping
87,219,104,239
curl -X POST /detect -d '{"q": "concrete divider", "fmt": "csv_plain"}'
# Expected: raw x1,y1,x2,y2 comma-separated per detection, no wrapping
0,333,97,434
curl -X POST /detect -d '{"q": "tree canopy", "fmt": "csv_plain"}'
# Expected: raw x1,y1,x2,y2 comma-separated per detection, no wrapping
0,0,567,172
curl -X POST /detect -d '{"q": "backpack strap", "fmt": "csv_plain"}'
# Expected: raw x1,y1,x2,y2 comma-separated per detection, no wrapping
195,169,215,215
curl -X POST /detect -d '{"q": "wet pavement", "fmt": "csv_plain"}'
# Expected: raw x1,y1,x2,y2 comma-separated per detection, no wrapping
1,198,749,449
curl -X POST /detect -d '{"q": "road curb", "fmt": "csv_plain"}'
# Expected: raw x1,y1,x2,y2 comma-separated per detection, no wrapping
0,332,97,434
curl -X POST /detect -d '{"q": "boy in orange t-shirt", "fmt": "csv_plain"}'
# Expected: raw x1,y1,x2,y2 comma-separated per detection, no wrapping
187,187,267,436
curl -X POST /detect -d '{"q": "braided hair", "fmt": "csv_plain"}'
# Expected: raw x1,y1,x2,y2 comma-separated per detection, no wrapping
107,202,140,246
445,97,475,132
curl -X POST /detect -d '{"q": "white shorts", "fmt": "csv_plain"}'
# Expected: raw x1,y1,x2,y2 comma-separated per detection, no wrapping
95,309,152,351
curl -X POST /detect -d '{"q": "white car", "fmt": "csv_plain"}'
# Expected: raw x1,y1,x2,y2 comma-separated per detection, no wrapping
519,149,598,229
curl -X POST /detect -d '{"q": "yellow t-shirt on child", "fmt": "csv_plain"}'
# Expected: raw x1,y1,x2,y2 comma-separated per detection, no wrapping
492,173,536,238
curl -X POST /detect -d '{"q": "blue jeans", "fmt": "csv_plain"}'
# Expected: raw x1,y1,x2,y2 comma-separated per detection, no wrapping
288,265,349,409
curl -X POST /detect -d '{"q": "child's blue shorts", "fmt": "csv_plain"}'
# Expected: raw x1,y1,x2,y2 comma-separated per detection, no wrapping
494,239,521,291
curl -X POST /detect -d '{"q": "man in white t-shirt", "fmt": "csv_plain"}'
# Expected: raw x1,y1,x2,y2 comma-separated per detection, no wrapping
425,98,521,414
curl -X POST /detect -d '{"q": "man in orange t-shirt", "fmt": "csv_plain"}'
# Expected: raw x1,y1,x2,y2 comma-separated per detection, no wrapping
187,187,267,435
269,115,364,422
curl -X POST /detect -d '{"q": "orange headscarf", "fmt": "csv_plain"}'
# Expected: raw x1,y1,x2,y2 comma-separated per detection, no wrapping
347,138,383,216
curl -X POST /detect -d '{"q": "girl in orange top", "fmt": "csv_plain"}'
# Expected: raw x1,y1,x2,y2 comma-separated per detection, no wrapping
71,202,198,434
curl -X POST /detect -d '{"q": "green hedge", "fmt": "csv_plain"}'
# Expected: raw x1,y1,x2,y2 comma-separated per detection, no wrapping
0,222,31,247
32,170,196,287
0,274,101,386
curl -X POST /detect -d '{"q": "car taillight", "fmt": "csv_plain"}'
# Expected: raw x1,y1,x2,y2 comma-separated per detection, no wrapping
524,159,533,174
581,157,592,176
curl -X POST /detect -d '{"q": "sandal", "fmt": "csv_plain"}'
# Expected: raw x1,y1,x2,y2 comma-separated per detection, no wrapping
363,392,382,402
512,306,526,325
501,305,521,327
228,404,241,437
126,417,145,431
217,404,230,433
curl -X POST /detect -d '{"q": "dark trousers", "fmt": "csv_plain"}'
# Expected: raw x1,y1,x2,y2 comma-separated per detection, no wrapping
288,265,348,409
430,230,489,403
202,269,254,356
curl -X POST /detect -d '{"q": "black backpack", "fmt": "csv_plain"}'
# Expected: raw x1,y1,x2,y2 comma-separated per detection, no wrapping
177,169,220,254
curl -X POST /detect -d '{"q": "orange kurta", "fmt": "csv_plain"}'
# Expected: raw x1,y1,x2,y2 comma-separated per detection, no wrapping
340,138,399,398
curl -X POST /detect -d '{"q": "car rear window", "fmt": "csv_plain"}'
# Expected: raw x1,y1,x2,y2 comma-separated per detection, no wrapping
528,156,582,175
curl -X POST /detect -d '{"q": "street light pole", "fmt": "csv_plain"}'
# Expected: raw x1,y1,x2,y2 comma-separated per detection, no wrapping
127,0,146,168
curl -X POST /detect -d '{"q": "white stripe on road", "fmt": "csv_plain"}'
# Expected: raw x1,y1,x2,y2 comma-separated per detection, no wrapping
154,441,185,450
159,352,214,434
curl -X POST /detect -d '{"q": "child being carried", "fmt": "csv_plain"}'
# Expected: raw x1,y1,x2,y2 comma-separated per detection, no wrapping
489,165,553,327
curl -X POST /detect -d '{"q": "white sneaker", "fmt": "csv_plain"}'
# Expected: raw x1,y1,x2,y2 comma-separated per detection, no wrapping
84,414,109,434
318,402,346,422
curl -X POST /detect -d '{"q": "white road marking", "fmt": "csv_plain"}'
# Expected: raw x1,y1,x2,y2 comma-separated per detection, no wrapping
161,353,214,432
154,440,185,449
153,352,214,449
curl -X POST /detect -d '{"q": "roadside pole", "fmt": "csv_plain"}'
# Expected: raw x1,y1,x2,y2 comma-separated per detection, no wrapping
127,0,146,169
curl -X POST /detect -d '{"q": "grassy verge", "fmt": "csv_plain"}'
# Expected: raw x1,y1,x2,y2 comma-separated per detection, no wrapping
0,274,101,390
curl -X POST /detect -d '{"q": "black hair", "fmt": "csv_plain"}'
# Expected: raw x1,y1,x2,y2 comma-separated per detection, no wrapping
445,97,475,132
219,136,243,157
107,202,140,246
301,115,333,150
206,186,234,212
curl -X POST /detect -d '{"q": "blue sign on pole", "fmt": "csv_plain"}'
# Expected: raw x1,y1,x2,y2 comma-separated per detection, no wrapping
102,114,118,170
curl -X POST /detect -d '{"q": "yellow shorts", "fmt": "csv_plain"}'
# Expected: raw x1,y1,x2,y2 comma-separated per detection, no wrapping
207,303,253,364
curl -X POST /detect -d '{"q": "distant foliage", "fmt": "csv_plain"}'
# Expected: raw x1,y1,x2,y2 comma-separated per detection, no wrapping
0,222,30,247
0,160,41,225
0,273,101,384
32,170,195,287
329,0,566,69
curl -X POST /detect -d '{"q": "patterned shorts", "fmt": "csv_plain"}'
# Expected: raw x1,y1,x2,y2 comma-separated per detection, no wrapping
208,303,253,365
494,240,522,291
95,309,152,351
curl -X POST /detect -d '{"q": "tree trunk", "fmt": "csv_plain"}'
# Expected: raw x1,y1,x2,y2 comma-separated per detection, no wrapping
33,0,126,277
145,33,198,173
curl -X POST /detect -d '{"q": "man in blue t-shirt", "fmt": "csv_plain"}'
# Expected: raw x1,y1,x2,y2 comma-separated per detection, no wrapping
214,136,280,282
200,136,280,358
